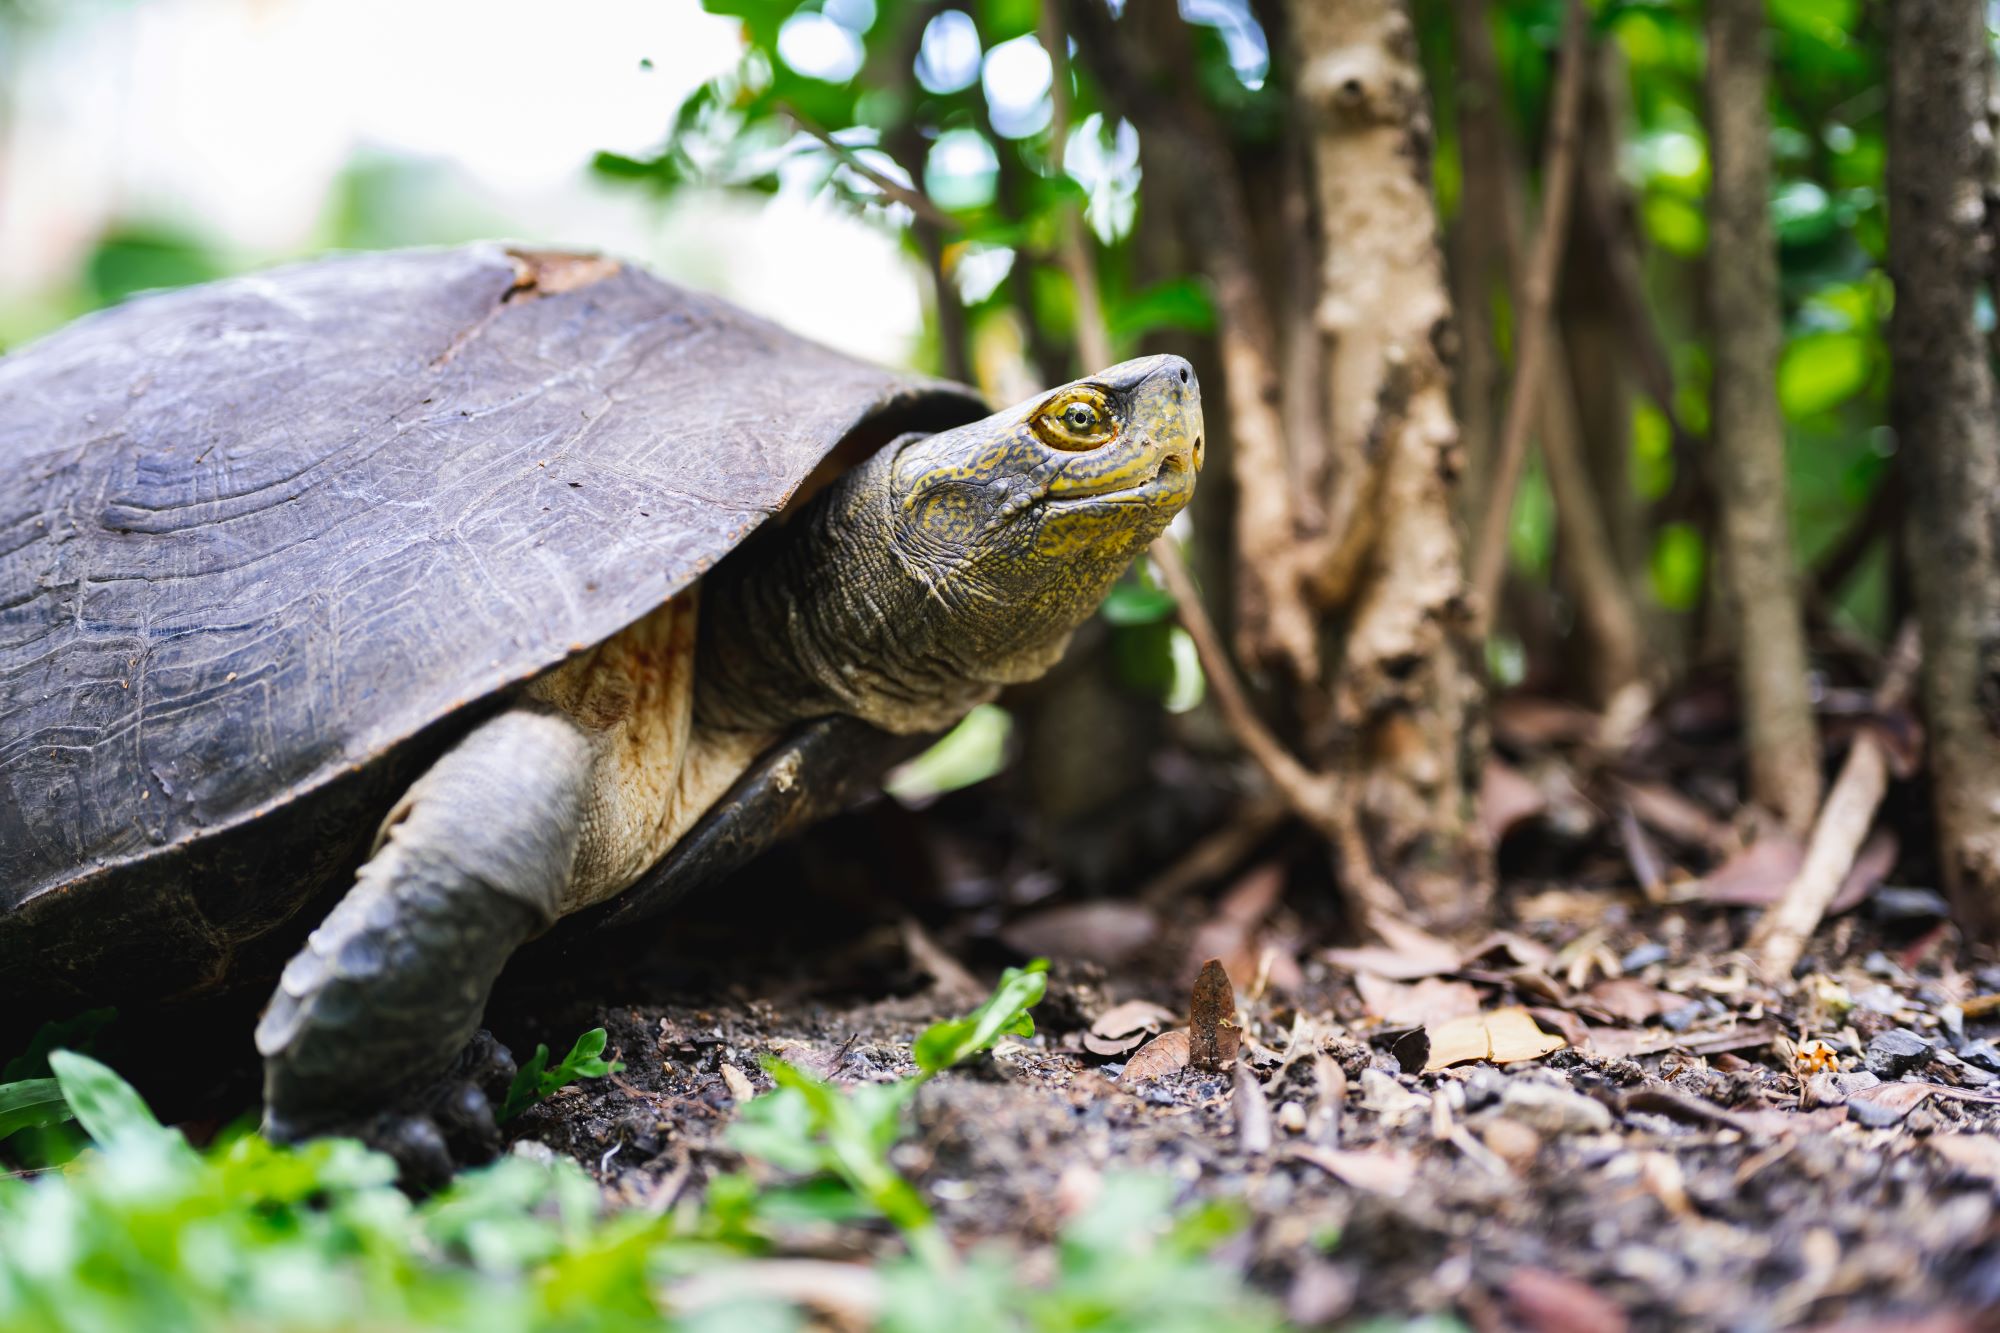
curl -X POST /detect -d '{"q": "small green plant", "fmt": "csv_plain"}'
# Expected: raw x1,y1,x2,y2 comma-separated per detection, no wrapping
0,1078,70,1143
725,961,1047,1268
500,1027,625,1122
0,965,1283,1331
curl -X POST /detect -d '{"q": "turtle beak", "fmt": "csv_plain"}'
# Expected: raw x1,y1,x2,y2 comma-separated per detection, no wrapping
1040,355,1202,508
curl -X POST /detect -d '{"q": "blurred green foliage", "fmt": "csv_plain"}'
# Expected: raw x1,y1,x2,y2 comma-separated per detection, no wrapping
0,968,1282,1333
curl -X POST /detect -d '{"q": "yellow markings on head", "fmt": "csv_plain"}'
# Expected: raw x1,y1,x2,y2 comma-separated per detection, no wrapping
1032,386,1118,452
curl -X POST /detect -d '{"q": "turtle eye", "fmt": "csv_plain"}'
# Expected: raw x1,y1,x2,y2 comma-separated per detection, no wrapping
1034,390,1116,451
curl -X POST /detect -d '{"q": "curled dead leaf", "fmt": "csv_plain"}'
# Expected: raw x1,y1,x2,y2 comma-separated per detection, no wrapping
1422,1007,1566,1072
1286,1144,1417,1196
1083,998,1179,1056
1355,974,1483,1029
1189,958,1240,1072
1090,998,1180,1039
1118,1029,1191,1085
1585,978,1682,1024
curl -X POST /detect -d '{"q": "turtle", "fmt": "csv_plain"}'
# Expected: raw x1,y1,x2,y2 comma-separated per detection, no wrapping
0,243,1201,1174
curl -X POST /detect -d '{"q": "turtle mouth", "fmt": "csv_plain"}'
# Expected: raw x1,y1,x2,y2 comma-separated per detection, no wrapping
1044,449,1193,510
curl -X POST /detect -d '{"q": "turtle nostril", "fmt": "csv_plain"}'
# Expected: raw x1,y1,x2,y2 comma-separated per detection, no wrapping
1178,366,1190,384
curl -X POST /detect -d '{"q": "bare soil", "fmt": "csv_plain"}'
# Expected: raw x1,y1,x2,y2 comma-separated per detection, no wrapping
492,784,2000,1333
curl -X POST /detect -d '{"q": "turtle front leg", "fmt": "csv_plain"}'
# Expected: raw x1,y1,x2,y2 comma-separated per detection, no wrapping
256,707,594,1183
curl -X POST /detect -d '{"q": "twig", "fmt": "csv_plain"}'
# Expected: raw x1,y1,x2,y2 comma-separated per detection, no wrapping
1151,539,1404,925
781,106,957,230
1748,623,1920,978
1469,0,1589,624
1137,796,1288,906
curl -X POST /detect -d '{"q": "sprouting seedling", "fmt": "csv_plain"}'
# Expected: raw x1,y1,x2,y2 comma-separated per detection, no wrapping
500,1027,625,1122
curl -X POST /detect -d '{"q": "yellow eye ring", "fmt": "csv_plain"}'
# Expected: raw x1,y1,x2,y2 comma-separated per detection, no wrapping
1033,389,1116,451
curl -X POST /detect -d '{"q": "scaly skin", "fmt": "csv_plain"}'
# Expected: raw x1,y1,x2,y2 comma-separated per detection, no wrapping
259,356,1201,1183
696,354,1204,735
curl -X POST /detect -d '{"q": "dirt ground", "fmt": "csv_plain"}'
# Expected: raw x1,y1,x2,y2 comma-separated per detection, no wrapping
490,773,2000,1333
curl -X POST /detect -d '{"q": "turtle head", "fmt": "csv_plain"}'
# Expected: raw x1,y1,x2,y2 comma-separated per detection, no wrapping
695,355,1201,736
881,353,1202,680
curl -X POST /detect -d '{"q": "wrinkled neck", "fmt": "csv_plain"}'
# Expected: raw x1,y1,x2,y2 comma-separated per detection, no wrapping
693,446,1044,735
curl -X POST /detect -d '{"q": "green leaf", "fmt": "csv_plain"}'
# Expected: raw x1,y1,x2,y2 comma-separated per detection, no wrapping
500,1027,624,1122
1778,330,1872,418
911,960,1048,1077
0,1077,72,1140
884,703,1014,803
47,1050,176,1155
1106,277,1216,344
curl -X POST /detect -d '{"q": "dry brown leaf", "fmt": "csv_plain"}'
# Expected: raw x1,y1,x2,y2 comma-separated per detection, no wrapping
1526,1006,1592,1050
1826,828,1898,914
1326,917,1463,981
1287,1145,1417,1196
1586,978,1683,1024
1613,777,1730,851
1845,1080,1936,1125
719,1063,757,1103
1118,1029,1190,1084
1422,1007,1566,1071
1929,1133,2000,1183
1355,974,1483,1029
1492,695,1601,747
1090,999,1179,1039
1189,958,1240,1072
1678,835,1804,906
1504,1266,1630,1333
1480,757,1548,842
1960,993,2000,1021
1459,931,1556,970
1583,1021,1779,1061
999,902,1157,966
1084,998,1179,1057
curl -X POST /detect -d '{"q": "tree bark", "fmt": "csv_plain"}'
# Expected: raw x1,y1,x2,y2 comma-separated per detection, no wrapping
1887,0,2000,939
1288,0,1486,927
1703,0,1821,834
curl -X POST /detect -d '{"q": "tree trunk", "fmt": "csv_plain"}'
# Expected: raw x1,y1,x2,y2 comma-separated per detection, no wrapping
1887,0,2000,939
1703,0,1821,834
1287,0,1486,927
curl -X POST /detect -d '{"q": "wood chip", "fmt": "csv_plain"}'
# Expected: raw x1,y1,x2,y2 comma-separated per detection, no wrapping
1189,958,1240,1072
1118,1029,1190,1084
719,1063,757,1103
1233,1060,1273,1154
1422,1007,1567,1071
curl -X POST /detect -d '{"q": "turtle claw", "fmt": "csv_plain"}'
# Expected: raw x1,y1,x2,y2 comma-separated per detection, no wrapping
263,1030,517,1193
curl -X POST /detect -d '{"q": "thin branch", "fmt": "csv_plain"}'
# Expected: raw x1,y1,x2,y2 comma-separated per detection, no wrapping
1469,0,1589,624
783,106,958,231
1151,538,1405,925
1749,624,1920,978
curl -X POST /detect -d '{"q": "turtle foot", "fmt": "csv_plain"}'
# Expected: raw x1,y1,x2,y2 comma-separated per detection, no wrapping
263,1030,518,1193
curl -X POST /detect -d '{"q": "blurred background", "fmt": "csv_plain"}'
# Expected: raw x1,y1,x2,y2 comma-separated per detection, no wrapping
0,0,1944,936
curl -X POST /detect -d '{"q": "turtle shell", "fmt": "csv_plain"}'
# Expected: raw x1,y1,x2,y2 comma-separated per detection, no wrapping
0,244,985,1014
